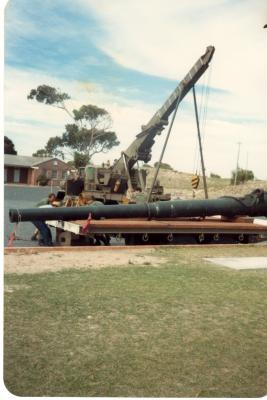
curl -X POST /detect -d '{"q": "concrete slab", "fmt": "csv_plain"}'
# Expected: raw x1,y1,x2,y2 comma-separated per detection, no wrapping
204,257,267,270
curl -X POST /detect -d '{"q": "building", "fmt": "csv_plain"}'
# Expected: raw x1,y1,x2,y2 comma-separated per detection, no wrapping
4,154,71,186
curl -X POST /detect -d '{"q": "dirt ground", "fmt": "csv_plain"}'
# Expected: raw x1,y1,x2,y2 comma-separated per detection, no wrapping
4,248,166,274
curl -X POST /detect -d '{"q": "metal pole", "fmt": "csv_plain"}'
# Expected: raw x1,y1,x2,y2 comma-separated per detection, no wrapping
137,161,145,191
234,142,241,186
192,86,208,199
122,152,133,191
147,85,185,202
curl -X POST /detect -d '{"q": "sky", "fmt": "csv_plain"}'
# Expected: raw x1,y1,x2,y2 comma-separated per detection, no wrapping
3,0,267,179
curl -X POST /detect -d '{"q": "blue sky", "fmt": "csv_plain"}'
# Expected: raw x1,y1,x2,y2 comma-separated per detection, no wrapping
4,0,267,179
5,0,187,105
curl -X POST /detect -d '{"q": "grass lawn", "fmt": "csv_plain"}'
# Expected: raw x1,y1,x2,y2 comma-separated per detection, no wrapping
4,245,267,397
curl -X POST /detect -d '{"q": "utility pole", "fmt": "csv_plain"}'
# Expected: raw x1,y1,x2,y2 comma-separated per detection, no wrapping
234,142,241,186
244,152,248,183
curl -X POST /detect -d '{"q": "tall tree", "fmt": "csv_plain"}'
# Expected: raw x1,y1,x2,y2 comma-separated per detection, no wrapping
28,86,119,167
62,105,119,160
4,136,17,155
28,85,72,118
32,137,64,158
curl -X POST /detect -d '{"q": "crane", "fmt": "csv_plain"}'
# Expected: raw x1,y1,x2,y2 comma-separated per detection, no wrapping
113,46,215,173
66,46,215,204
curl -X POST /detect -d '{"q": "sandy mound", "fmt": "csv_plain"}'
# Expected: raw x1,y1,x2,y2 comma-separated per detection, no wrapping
146,167,267,200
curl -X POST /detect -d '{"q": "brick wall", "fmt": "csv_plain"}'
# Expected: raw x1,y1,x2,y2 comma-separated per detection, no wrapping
4,158,71,186
35,158,71,186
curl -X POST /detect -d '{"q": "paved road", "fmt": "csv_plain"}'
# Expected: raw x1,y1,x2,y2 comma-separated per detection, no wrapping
4,184,60,247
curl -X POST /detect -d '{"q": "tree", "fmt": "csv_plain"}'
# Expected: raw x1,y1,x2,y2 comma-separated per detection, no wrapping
28,85,72,118
230,168,254,185
32,137,64,158
4,136,17,155
73,152,90,169
36,174,49,186
28,86,119,167
62,105,119,159
32,149,50,157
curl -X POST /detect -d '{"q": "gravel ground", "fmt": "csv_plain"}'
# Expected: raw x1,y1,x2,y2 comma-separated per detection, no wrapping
4,248,165,274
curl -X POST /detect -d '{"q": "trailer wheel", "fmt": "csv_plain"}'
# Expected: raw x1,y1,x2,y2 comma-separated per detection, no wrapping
195,233,212,244
213,233,220,242
142,233,149,242
57,231,72,246
238,234,249,243
167,233,174,243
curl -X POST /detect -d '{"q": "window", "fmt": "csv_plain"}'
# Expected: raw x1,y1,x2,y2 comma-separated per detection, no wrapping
14,168,20,183
52,169,57,179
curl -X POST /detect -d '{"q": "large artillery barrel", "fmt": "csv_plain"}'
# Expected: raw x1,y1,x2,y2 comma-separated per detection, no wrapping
9,190,267,223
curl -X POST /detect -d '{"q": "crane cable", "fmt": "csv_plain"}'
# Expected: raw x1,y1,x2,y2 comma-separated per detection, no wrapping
200,62,212,150
192,75,206,174
192,62,212,176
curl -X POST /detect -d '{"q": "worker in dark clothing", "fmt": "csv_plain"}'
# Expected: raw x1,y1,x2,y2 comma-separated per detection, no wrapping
32,218,53,246
31,193,57,244
32,202,56,246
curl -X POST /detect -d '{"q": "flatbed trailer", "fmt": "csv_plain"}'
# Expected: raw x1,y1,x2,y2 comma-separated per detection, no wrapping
47,217,267,246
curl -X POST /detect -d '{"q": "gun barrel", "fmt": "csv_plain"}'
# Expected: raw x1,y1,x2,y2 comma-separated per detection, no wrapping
9,190,267,223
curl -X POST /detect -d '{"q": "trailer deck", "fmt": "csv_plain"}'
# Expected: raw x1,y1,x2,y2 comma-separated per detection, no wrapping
47,217,267,245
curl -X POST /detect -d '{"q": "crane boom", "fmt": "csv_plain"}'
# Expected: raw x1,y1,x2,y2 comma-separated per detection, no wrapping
113,45,215,172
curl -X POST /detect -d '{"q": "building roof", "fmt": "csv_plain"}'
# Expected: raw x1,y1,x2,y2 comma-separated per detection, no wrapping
4,154,57,168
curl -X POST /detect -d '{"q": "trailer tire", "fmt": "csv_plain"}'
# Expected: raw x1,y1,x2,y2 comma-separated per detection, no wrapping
57,231,72,246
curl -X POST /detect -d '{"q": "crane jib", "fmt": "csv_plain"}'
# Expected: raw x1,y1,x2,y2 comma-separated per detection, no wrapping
112,45,215,172
143,46,215,131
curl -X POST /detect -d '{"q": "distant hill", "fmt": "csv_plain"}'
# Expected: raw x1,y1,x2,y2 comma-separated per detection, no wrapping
145,167,267,199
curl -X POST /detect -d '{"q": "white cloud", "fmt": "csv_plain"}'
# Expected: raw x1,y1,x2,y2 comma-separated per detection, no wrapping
4,63,267,179
72,0,267,178
82,0,267,118
4,0,267,180
5,67,73,152
4,65,152,158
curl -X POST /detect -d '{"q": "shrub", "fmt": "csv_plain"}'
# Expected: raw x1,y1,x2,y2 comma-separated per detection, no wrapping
210,172,221,179
230,168,254,185
36,174,49,186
